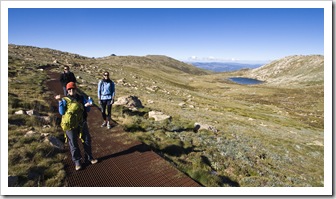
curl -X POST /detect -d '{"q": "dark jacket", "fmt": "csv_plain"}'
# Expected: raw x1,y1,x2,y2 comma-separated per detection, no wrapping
60,71,77,86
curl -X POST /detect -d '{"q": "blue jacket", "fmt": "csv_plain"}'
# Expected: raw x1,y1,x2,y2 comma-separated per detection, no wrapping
98,79,115,100
58,94,90,120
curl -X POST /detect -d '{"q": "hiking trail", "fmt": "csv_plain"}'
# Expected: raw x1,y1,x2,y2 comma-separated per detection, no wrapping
46,70,201,187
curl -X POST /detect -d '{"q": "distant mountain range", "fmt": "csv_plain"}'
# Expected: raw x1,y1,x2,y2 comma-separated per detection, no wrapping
186,62,265,72
8,44,323,87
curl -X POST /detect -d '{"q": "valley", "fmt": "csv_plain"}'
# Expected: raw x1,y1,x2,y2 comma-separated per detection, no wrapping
7,44,324,187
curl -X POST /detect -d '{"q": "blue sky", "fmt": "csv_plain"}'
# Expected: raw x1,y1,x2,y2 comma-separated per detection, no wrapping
8,8,324,63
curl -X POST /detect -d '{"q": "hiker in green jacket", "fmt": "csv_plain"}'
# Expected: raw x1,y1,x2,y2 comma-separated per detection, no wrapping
55,82,97,171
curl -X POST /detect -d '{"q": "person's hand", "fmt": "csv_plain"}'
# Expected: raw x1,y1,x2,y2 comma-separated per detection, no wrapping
84,102,92,107
110,99,114,105
55,95,61,101
98,100,102,105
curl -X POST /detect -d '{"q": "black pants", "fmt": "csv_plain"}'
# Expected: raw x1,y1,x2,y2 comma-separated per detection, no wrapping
100,100,112,121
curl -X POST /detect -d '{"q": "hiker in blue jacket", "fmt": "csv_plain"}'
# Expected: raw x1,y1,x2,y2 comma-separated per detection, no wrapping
55,82,98,171
98,71,115,129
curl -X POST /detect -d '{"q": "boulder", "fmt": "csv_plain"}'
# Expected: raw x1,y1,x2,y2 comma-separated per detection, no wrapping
14,110,26,115
44,135,64,150
24,130,38,137
148,111,171,121
194,122,218,133
114,95,144,109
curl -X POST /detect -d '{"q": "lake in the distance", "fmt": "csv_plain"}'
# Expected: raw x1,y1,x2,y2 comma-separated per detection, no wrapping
229,77,264,85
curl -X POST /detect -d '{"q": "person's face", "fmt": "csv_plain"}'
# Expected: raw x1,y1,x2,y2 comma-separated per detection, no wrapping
64,67,69,73
67,88,76,96
103,73,109,79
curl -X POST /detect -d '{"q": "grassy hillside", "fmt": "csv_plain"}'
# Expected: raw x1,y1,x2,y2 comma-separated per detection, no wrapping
7,44,324,187
245,55,324,87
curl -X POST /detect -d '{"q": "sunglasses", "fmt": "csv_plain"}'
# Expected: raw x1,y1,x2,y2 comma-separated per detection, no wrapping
64,68,69,71
68,88,76,91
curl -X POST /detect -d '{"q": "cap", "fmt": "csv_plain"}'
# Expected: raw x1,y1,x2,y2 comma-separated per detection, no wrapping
66,82,76,90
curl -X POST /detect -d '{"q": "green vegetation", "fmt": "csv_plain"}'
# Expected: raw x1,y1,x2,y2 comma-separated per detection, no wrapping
8,44,324,187
8,53,66,186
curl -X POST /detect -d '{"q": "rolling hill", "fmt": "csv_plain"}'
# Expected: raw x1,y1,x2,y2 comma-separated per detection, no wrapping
245,55,324,87
7,44,325,187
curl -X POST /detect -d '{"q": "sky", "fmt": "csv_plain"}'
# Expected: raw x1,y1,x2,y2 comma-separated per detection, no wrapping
7,6,325,63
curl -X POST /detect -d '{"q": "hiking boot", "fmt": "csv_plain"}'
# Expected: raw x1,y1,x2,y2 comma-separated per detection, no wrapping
101,121,107,127
75,164,82,171
90,159,98,164
107,122,112,129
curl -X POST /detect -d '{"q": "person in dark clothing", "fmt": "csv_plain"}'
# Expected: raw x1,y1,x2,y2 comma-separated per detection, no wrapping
55,82,97,171
60,66,77,96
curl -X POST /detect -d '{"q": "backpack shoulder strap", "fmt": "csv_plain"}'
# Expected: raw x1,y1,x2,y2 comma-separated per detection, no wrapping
63,96,70,101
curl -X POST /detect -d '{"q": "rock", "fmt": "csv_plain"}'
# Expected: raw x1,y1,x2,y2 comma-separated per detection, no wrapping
178,102,186,107
25,130,38,137
194,122,218,133
117,78,126,84
114,96,144,109
148,111,171,121
44,135,64,150
14,110,26,115
146,85,159,92
26,109,39,116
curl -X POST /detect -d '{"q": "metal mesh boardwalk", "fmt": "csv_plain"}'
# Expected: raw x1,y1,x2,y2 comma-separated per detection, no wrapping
47,71,201,187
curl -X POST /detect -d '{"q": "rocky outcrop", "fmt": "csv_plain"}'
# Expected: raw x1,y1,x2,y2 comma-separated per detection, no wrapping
114,95,144,110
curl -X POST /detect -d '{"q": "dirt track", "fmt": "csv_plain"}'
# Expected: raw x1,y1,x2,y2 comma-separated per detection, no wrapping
46,70,202,187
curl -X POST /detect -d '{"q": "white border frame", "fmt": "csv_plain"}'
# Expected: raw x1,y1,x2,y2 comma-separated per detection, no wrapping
1,0,332,196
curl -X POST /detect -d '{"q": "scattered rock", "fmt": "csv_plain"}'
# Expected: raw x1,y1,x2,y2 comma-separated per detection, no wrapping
194,122,218,133
14,110,26,115
45,135,64,150
117,78,126,84
148,111,171,121
146,85,159,92
178,102,186,107
25,130,38,137
26,109,39,116
114,95,144,109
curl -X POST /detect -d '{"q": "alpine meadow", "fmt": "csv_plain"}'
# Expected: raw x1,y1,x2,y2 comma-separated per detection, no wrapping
8,44,324,187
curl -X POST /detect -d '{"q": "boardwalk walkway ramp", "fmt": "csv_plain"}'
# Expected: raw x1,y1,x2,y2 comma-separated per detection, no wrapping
46,71,202,187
